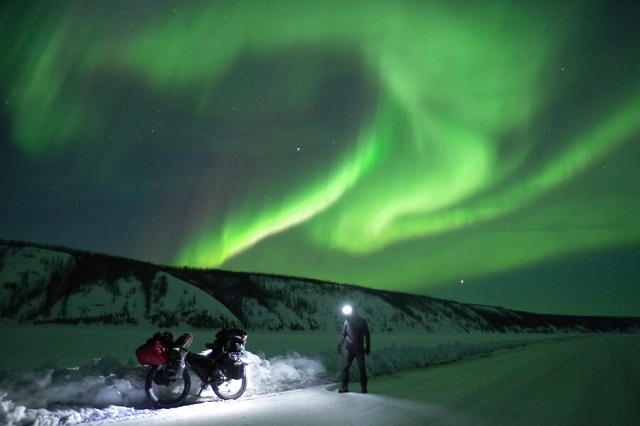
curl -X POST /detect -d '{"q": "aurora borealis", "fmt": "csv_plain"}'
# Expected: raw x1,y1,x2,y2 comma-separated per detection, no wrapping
2,1,639,316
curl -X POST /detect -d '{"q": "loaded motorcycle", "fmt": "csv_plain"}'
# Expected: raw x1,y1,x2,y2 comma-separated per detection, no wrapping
136,328,248,407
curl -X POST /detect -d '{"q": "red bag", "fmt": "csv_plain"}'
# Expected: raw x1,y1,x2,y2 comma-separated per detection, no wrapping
136,339,168,366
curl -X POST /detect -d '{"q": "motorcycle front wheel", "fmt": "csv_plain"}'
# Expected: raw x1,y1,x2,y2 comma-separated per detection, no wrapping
145,366,191,407
212,374,247,400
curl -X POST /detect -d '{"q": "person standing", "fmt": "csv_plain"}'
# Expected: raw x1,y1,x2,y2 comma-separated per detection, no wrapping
337,305,371,393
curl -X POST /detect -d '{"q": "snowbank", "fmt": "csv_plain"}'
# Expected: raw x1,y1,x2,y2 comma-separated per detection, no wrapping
0,337,540,425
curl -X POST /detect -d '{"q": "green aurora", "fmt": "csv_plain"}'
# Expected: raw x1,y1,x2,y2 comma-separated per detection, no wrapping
1,1,639,315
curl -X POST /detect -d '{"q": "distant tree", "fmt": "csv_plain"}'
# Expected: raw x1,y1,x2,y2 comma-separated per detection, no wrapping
148,309,179,328
153,275,169,303
59,296,68,318
186,311,229,329
289,322,304,331
307,317,319,331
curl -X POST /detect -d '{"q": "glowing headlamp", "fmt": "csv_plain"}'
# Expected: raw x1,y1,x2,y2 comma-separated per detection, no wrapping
342,305,353,315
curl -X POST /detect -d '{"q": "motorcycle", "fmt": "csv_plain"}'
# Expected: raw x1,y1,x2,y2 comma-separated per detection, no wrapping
141,329,248,408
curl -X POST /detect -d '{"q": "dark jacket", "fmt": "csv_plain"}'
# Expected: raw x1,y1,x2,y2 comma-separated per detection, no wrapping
338,315,370,352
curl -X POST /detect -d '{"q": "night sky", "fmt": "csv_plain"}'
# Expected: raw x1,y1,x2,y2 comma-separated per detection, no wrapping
2,1,639,316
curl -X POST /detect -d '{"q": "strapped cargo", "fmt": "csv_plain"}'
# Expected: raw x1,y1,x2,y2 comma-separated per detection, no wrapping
136,339,168,366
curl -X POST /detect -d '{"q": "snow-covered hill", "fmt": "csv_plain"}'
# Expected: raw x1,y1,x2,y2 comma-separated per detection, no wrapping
1,241,639,333
0,244,238,328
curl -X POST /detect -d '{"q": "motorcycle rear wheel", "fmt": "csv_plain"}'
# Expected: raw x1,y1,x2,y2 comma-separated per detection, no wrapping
212,374,247,400
145,366,191,407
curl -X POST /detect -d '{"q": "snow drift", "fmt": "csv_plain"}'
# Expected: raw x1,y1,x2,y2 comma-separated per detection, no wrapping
0,338,536,425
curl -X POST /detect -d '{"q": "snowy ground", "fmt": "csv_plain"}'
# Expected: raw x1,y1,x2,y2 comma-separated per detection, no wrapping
1,326,638,425
105,334,640,426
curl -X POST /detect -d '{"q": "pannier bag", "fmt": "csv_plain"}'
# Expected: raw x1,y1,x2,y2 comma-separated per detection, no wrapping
221,351,246,380
136,339,168,366
204,327,247,379
207,327,247,352
164,347,187,379
225,335,245,352
136,331,193,368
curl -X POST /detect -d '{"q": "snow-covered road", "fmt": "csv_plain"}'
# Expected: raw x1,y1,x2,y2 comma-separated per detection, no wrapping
103,335,640,425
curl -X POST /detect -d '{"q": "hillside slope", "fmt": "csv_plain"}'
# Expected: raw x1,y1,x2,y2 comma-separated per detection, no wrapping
1,241,639,333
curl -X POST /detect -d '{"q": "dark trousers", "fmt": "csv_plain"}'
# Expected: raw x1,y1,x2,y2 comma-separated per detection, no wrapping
341,347,367,390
